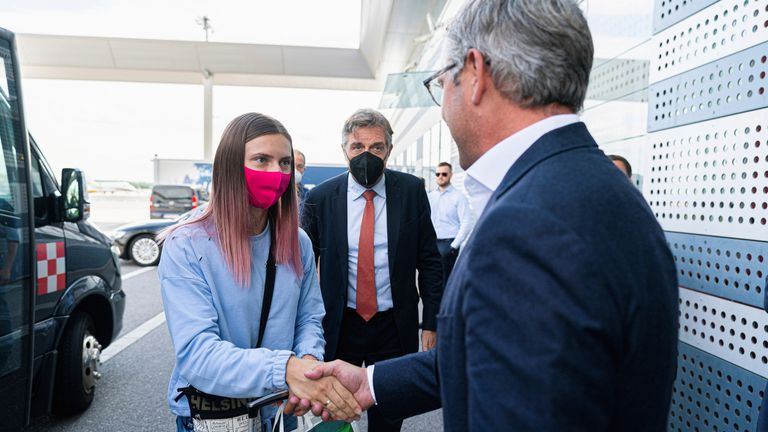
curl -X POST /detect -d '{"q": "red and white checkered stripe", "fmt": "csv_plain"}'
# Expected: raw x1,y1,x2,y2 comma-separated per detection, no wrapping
37,242,66,295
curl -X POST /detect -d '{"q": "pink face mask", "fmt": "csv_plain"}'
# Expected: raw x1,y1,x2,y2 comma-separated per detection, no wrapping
243,166,291,208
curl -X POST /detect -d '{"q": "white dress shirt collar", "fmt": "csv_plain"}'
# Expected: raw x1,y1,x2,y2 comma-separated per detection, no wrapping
464,114,580,216
348,172,387,200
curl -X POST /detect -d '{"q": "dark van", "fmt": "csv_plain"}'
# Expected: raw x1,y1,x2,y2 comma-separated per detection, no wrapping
0,28,125,430
150,184,208,219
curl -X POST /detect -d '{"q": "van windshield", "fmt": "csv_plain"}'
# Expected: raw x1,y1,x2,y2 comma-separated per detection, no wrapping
0,61,16,207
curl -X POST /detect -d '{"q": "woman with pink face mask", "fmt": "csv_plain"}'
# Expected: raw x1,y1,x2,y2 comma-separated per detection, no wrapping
158,113,361,431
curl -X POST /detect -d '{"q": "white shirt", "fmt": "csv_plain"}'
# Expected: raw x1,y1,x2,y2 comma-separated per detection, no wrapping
427,185,473,249
464,114,581,217
346,173,393,311
367,114,582,403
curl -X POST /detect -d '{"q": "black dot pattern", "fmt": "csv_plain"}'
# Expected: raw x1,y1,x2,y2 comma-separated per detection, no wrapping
648,42,768,132
656,0,721,33
667,232,768,307
669,343,765,431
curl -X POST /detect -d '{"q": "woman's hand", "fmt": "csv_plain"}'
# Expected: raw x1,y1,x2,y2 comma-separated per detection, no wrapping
285,356,361,421
421,330,437,351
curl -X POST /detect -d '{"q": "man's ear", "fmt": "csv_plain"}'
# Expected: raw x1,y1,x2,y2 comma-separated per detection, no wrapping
341,145,350,162
466,48,490,106
383,146,393,165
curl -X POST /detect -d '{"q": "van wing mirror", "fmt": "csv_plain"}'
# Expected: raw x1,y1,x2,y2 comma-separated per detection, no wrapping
60,168,90,222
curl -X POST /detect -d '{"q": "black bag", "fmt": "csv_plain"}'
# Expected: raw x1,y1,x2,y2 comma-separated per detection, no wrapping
175,244,278,430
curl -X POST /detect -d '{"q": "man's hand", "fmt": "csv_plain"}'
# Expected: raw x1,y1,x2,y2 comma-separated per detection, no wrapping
284,356,362,422
421,330,437,351
285,360,374,421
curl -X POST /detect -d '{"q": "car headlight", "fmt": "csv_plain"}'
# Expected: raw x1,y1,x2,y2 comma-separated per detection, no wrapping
107,230,126,241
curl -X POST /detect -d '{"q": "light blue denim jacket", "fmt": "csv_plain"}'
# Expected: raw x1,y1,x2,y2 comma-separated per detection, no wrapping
159,222,325,416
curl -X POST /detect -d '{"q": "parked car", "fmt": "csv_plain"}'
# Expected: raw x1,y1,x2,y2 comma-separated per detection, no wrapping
109,205,204,266
149,184,208,219
0,27,125,428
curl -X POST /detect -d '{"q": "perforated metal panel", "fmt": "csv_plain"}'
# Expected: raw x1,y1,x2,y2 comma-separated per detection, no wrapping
645,107,768,239
667,232,768,307
655,0,721,33
586,58,649,102
652,0,768,83
669,342,766,432
648,2,768,431
679,287,768,378
648,41,768,132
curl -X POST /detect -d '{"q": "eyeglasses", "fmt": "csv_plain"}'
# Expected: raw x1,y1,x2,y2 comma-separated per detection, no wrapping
435,172,450,177
423,55,492,107
423,62,456,107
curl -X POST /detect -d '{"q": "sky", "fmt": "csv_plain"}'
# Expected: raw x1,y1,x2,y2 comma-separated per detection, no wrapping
23,79,380,182
2,0,376,182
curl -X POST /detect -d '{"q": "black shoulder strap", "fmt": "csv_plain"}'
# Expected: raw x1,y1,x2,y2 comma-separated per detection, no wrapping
256,236,277,349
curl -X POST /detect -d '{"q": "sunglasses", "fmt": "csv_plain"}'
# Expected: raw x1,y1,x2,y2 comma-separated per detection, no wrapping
436,172,450,177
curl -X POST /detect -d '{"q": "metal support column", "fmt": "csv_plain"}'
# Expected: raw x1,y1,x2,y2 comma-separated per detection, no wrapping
203,69,214,161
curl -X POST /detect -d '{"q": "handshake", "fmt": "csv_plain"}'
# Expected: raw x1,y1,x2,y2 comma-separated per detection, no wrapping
284,356,373,422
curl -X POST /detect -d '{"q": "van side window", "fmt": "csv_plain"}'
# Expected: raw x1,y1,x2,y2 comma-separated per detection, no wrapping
30,148,54,223
36,148,59,193
0,131,14,207
0,93,15,208
0,45,33,381
30,150,44,199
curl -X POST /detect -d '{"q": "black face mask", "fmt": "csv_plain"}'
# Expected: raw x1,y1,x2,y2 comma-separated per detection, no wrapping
348,151,385,188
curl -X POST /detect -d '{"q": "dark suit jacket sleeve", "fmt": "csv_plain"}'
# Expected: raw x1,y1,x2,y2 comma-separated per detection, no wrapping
415,185,443,331
463,205,618,431
300,188,321,263
372,349,442,420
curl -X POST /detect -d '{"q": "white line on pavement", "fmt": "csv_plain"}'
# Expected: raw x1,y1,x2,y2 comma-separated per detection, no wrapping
122,266,156,281
101,312,166,363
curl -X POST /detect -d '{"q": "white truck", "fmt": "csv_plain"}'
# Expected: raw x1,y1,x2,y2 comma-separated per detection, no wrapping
152,157,212,190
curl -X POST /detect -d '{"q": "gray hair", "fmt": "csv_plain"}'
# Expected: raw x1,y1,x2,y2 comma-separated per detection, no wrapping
446,0,593,113
341,108,394,147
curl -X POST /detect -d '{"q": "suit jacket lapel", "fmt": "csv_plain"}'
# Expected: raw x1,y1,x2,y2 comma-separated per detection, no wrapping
488,122,596,210
384,170,401,275
333,174,349,287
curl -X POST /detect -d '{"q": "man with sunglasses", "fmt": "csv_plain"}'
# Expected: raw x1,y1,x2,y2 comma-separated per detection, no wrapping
427,162,473,285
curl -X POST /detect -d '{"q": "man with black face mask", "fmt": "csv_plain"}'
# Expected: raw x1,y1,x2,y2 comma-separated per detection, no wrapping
301,108,443,432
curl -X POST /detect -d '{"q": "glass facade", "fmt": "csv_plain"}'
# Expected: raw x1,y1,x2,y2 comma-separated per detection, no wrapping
389,119,463,192
387,0,656,192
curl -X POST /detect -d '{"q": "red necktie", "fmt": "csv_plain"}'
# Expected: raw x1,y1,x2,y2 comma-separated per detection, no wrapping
356,190,378,321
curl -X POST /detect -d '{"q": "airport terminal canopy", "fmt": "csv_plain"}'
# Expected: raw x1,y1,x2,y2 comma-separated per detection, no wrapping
8,0,447,91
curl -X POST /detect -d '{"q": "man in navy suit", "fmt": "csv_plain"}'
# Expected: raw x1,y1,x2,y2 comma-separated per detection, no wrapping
289,0,679,430
301,108,443,432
